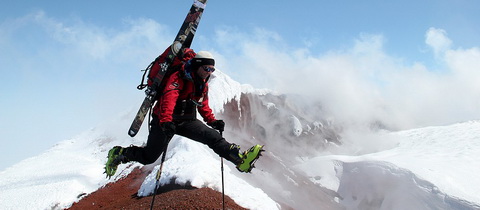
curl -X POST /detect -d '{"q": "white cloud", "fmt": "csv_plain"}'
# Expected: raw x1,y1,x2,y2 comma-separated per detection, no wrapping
210,27,480,130
425,27,452,58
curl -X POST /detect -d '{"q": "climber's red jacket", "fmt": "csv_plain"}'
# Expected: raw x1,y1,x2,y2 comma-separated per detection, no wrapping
153,69,216,124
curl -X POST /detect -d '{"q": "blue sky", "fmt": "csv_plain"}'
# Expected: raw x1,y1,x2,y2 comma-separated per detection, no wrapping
1,0,480,170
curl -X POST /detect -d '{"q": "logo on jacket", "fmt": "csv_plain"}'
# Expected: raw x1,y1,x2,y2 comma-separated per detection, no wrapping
169,82,179,90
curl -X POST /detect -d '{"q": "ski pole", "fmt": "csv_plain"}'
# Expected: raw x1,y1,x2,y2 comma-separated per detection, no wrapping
150,142,169,210
220,131,225,210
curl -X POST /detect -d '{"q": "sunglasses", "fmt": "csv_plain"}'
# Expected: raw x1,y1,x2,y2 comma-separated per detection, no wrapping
202,66,215,72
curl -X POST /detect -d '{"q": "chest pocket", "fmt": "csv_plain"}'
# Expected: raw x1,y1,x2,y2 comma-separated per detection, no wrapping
173,97,198,121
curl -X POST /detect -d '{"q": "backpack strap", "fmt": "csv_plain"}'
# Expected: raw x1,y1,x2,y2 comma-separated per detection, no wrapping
137,60,156,90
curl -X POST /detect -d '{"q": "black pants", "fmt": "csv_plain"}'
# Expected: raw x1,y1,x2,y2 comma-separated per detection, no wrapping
125,117,232,165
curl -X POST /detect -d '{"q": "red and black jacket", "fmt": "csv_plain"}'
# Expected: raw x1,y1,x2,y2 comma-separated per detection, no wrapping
153,66,216,124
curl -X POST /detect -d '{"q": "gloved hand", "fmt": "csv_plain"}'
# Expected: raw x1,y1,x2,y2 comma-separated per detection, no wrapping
208,120,225,132
160,122,176,138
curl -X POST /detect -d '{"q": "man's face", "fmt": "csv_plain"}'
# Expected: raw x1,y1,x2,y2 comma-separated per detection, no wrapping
197,65,215,79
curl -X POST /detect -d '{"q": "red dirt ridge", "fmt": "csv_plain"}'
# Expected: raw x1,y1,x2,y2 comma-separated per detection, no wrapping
68,167,247,209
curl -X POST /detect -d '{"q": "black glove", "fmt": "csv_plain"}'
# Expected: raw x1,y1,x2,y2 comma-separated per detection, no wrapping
208,120,225,132
160,122,176,138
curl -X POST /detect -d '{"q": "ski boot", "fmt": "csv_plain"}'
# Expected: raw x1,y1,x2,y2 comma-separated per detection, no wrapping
104,146,129,178
236,144,265,173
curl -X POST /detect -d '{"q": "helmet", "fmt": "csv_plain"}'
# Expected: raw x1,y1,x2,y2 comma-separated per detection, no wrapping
192,51,215,66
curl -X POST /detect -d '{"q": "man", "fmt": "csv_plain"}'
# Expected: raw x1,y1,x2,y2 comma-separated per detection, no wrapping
104,51,263,178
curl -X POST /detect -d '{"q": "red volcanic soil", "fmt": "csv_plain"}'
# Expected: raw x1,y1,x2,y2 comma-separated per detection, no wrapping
68,167,246,209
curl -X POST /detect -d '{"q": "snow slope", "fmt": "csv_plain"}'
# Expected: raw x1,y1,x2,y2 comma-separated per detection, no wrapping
0,112,145,209
297,121,480,209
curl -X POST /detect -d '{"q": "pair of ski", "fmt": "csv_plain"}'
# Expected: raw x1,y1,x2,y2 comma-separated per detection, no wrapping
128,0,207,138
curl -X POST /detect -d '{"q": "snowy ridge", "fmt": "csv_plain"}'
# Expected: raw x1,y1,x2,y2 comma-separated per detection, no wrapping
380,121,480,205
0,115,144,209
208,70,274,113
136,137,278,210
297,121,480,209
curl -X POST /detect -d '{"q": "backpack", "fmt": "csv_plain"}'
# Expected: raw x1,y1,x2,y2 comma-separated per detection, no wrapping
137,47,196,93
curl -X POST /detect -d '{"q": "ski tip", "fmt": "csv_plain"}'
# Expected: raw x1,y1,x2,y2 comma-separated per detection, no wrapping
194,0,207,9
128,130,137,137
